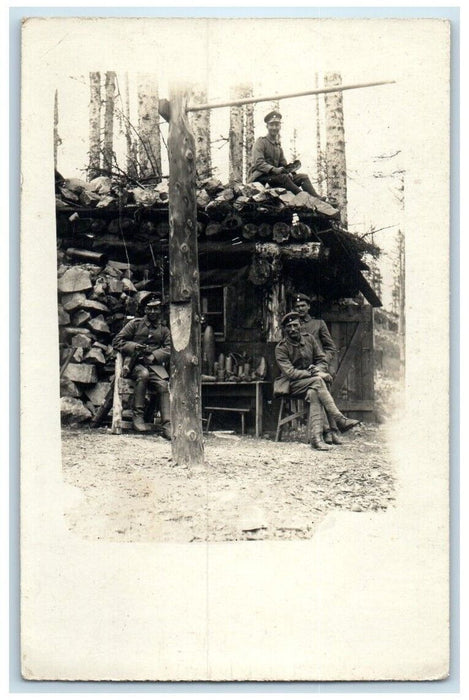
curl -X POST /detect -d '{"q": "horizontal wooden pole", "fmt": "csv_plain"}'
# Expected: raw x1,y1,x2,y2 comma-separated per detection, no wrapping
186,80,395,113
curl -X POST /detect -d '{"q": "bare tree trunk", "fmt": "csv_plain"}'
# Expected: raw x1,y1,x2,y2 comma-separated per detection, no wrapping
88,72,101,179
137,75,162,180
168,84,204,466
229,85,244,184
314,72,325,197
124,73,138,179
188,84,212,180
103,71,116,174
397,228,405,377
53,89,60,171
243,84,255,182
324,72,348,226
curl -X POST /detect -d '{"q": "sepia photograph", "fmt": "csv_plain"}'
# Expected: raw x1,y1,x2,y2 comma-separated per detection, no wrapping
20,15,451,681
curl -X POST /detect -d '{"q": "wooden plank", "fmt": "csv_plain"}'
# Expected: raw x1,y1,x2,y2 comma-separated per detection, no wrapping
331,320,366,394
111,352,123,435
361,306,375,403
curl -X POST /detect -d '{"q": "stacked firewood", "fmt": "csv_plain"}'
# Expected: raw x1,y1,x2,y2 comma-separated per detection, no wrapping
55,174,339,248
58,257,153,425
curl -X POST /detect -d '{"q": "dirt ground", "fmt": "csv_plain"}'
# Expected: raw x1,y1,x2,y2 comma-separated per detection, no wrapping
62,422,395,542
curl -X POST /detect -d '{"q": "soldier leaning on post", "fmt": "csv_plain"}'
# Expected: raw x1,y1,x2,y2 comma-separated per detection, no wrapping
274,312,359,451
248,111,326,200
112,296,171,438
292,292,340,444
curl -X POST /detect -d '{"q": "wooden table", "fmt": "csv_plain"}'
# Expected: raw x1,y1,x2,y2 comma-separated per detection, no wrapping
201,381,268,438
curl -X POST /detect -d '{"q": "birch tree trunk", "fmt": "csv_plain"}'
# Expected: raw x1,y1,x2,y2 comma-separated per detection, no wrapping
53,89,60,171
229,85,244,184
243,84,255,182
124,73,138,179
314,72,325,197
397,228,405,377
103,71,116,174
137,75,162,180
188,84,212,180
168,85,204,465
88,72,101,179
324,72,348,226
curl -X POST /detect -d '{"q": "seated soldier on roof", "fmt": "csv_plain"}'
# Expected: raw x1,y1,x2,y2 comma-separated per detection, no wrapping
274,312,359,451
248,110,325,200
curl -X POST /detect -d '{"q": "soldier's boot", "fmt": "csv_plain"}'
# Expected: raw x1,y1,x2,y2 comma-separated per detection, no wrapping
327,415,344,444
315,381,360,433
133,382,151,433
158,392,172,441
307,391,331,451
323,411,334,445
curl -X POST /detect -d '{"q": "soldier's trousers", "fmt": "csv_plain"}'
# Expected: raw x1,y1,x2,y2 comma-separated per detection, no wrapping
132,364,168,409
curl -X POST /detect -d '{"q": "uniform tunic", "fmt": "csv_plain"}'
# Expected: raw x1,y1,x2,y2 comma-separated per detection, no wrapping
112,317,171,392
113,317,170,364
299,315,336,369
274,332,329,396
248,135,287,182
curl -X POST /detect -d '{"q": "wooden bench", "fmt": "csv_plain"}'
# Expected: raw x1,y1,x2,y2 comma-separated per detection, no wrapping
204,406,251,435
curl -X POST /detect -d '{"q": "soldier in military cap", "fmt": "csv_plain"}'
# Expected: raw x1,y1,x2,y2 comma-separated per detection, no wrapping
274,312,359,450
112,295,171,437
248,111,324,199
291,292,340,443
292,292,336,367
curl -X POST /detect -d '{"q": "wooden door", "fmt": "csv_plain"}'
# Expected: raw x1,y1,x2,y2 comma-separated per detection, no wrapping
323,305,375,421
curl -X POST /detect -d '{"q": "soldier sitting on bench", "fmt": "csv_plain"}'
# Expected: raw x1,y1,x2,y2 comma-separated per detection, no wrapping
274,312,359,451
112,296,171,438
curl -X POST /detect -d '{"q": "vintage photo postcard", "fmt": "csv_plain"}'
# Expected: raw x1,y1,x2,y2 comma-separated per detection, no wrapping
20,16,450,681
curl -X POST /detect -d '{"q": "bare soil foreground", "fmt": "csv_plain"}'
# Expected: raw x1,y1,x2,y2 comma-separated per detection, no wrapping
62,423,395,542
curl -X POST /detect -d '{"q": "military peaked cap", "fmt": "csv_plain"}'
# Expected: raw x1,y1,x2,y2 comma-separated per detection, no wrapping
292,292,311,304
280,311,301,327
264,110,282,124
144,294,162,308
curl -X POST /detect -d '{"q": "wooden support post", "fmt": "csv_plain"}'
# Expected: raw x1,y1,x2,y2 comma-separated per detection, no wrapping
111,351,123,434
168,85,204,466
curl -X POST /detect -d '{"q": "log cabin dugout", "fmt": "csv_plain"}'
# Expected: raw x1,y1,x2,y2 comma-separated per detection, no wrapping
56,197,381,427
56,79,393,435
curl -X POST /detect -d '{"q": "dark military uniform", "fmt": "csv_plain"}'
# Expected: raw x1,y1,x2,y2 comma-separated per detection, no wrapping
113,313,171,435
274,311,359,449
247,111,321,197
274,331,329,397
113,316,170,394
299,314,336,369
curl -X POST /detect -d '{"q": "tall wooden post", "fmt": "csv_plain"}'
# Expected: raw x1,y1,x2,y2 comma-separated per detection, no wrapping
168,85,204,465
324,72,348,226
